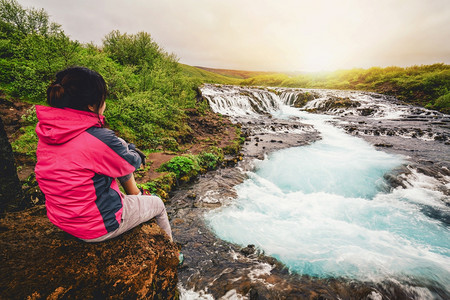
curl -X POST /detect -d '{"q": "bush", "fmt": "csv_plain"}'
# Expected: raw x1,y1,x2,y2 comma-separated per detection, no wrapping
105,91,189,149
197,152,220,170
136,182,157,195
433,93,450,113
11,124,38,159
11,105,38,159
157,156,199,179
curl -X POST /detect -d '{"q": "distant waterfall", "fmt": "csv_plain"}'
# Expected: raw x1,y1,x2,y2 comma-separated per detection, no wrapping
201,84,320,116
200,84,420,120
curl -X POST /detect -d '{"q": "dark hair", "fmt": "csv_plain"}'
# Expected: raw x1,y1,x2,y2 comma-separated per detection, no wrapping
47,67,107,113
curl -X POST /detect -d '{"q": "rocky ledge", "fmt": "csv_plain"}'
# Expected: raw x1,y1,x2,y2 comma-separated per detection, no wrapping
0,205,179,299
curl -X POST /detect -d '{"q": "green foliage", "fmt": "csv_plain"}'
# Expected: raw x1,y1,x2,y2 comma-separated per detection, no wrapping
156,151,222,183
159,137,179,152
105,91,190,149
136,182,157,194
136,172,178,200
136,173,177,200
11,124,38,159
0,1,203,152
240,74,290,87
102,31,198,103
0,0,50,36
0,0,80,101
11,105,38,159
21,105,38,123
432,93,450,114
157,156,199,179
197,152,220,170
206,146,224,161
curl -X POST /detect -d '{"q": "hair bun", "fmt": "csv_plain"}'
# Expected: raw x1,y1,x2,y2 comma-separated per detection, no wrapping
47,83,66,107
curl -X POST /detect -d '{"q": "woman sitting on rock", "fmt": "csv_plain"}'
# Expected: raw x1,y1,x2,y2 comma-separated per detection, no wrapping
34,66,175,245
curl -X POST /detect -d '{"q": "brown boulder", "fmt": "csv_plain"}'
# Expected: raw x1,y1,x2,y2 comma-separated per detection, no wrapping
0,206,179,299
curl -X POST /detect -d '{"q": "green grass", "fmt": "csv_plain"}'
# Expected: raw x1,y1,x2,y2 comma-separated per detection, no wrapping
179,64,241,85
194,66,278,79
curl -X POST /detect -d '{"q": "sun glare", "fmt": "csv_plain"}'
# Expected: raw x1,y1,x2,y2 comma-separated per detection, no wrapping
302,47,337,72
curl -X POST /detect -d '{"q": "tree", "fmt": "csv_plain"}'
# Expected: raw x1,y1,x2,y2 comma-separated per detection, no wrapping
0,0,80,101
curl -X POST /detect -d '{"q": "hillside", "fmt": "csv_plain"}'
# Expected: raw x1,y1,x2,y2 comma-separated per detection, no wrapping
178,64,241,85
194,66,278,79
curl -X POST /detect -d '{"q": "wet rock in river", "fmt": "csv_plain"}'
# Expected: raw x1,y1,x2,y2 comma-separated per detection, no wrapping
240,244,256,256
375,143,393,148
358,108,376,116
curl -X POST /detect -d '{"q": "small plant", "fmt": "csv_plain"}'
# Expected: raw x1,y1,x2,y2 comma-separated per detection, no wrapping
207,146,224,161
21,106,38,124
134,163,152,179
433,93,450,113
136,173,177,200
197,152,219,170
11,125,38,160
157,156,199,179
160,137,179,152
136,182,157,194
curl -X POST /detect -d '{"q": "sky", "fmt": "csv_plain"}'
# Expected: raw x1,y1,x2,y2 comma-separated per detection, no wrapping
16,0,450,72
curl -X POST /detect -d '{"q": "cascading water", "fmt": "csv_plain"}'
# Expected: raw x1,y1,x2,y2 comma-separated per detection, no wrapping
201,84,450,297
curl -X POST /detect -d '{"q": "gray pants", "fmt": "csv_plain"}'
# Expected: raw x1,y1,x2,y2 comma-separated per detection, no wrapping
82,194,173,242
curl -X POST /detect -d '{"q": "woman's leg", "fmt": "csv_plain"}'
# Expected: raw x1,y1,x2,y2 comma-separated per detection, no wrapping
83,194,173,242
127,194,173,241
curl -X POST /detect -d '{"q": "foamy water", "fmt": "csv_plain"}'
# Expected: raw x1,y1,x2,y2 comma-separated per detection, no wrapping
204,100,450,295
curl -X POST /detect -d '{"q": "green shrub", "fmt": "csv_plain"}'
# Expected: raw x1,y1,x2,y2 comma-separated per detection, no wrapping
197,152,220,170
21,105,38,124
136,182,157,195
157,156,199,179
136,172,177,200
11,105,38,159
11,124,38,159
433,93,450,113
160,137,179,152
105,91,189,149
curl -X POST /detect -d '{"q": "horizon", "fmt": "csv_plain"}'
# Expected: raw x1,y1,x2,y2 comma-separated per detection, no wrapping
16,0,450,73
192,63,449,75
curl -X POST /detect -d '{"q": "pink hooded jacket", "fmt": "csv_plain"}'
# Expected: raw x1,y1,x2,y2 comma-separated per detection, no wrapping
35,105,141,239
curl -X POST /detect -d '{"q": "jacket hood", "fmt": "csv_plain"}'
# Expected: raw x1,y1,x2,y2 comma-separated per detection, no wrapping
35,105,105,145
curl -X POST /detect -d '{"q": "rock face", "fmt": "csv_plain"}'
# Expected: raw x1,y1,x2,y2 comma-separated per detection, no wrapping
0,206,179,299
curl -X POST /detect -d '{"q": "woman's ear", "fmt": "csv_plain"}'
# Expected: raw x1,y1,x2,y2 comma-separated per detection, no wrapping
87,104,96,112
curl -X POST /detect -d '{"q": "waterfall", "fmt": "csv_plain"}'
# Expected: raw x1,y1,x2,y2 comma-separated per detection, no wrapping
201,84,419,119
